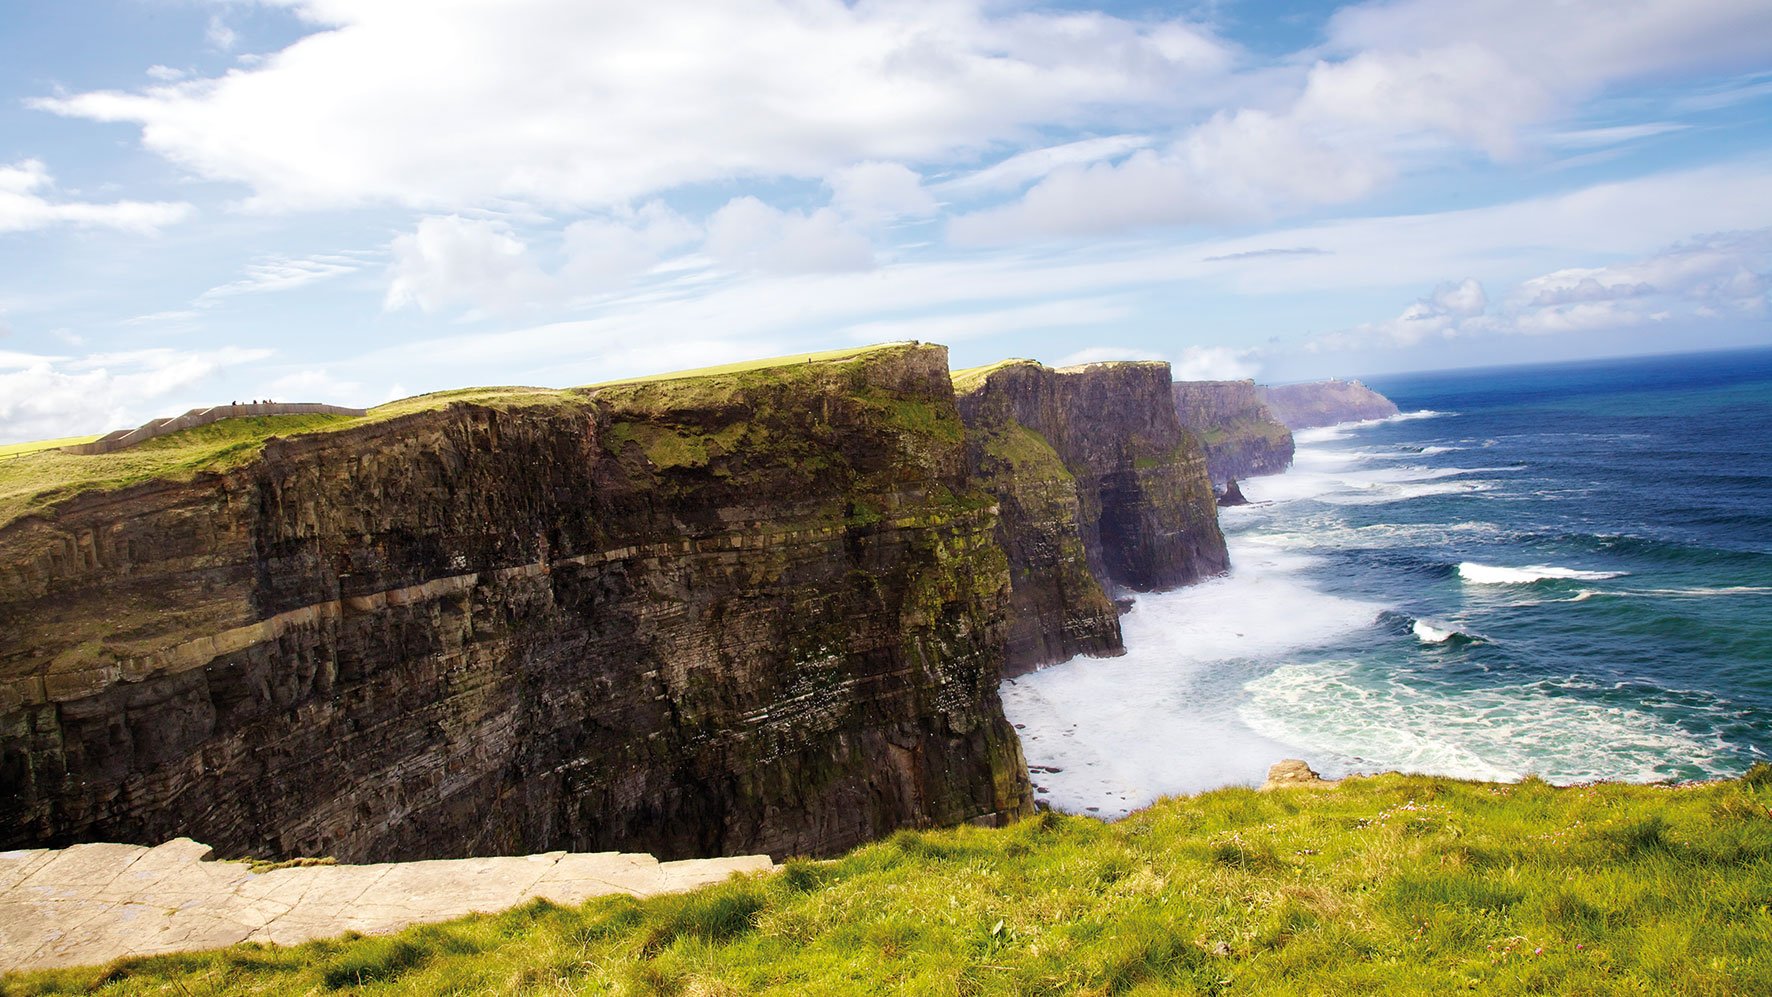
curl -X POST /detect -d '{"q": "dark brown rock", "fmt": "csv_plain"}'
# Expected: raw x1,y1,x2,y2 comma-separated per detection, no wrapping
956,360,1229,676
0,344,1032,863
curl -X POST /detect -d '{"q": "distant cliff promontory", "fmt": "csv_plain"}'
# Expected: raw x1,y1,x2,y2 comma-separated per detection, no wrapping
1259,379,1399,429
1170,379,1295,487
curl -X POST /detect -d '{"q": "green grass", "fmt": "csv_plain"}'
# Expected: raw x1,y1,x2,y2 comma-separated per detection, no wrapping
950,358,1037,394
0,345,918,529
9,769,1769,995
580,343,910,389
0,435,101,461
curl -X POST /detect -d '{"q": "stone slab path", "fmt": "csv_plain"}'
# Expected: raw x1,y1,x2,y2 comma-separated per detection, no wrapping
0,839,774,974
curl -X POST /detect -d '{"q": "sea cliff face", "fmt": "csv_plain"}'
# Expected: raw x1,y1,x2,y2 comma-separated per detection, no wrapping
1259,380,1399,429
1170,379,1295,486
956,360,1229,675
0,345,1032,863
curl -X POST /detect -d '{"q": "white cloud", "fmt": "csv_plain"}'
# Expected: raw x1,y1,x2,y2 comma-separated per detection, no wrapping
1314,229,1770,349
826,162,938,225
1170,345,1263,381
384,215,549,313
1516,230,1769,314
0,159,191,234
205,16,238,52
1312,278,1489,350
842,298,1134,344
932,135,1154,197
0,346,272,442
953,0,1772,243
704,197,873,274
197,253,369,302
145,65,187,82
561,201,700,289
33,1,1232,212
1055,346,1164,367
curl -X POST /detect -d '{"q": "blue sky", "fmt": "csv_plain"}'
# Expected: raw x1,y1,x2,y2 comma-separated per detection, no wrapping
1,0,1769,442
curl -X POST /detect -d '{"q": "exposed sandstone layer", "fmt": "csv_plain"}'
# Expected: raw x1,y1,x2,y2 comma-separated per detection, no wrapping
1170,379,1294,486
1259,379,1399,429
0,344,1031,864
956,361,1228,676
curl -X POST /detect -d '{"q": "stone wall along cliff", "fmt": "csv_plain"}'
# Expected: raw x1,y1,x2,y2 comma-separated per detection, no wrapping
0,343,1032,864
1259,380,1399,429
955,360,1229,676
1170,379,1295,487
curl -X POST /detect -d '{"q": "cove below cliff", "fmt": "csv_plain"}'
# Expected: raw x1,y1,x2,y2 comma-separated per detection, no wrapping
1007,349,1772,815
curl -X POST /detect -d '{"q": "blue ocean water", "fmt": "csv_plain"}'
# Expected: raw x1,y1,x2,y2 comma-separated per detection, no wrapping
1002,347,1772,817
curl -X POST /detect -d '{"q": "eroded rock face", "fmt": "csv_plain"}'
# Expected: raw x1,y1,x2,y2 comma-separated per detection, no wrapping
956,361,1228,676
0,345,1032,863
1258,380,1399,430
1171,380,1294,486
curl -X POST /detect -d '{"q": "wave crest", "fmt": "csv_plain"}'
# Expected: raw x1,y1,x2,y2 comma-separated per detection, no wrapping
1457,561,1626,584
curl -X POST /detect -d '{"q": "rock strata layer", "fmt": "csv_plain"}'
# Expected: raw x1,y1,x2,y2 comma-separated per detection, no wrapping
1,344,1031,864
1170,380,1294,486
957,360,1229,676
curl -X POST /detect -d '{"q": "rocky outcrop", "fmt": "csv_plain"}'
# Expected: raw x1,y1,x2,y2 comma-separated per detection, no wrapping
1171,380,1294,486
956,360,1228,675
1217,479,1249,507
1259,380,1399,429
0,344,1032,864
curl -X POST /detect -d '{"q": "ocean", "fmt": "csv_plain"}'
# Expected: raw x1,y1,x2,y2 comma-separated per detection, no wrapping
1002,346,1772,817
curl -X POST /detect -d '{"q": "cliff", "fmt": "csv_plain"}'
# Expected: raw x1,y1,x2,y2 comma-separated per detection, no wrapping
1170,379,1294,486
1259,379,1399,429
955,360,1228,675
0,344,1032,863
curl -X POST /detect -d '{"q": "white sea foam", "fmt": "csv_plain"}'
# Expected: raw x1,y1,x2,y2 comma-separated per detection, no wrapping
1411,620,1459,643
1457,562,1626,584
1581,585,1772,600
1000,537,1388,817
1239,661,1734,785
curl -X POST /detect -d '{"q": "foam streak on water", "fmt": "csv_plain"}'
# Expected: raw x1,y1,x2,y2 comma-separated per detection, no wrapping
1005,351,1772,813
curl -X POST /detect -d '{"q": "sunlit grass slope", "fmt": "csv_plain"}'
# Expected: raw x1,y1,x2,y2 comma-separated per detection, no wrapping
8,770,1769,995
0,345,916,529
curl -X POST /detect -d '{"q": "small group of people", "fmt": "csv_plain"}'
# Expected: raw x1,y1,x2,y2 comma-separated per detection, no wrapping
229,399,274,406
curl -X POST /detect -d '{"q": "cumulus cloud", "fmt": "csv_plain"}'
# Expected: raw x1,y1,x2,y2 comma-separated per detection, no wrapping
704,198,874,275
1170,345,1263,381
32,1,1232,212
0,159,191,234
1314,229,1771,350
384,216,549,313
0,346,272,442
1312,278,1489,350
826,163,938,225
562,201,700,289
952,0,1772,243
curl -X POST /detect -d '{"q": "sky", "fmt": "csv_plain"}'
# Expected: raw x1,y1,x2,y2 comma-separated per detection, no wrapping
1,0,1770,443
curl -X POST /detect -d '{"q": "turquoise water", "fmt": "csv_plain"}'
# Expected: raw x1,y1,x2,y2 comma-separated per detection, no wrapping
1003,347,1772,816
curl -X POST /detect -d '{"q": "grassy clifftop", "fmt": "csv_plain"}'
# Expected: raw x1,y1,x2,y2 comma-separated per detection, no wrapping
0,345,915,529
9,770,1768,995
